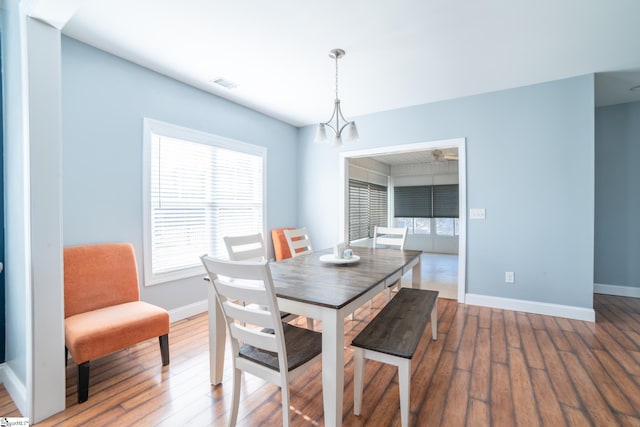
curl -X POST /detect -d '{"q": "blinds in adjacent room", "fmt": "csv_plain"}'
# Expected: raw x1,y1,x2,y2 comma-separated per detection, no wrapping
432,184,459,218
394,185,431,217
349,179,388,242
394,184,459,218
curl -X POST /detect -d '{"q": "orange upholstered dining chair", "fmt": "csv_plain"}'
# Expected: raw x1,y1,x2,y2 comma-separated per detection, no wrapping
271,227,295,261
64,242,170,403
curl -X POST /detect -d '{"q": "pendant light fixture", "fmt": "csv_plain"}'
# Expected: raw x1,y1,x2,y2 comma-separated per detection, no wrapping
315,48,359,146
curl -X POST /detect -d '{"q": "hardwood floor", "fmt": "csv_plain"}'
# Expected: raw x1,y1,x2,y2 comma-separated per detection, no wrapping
413,253,458,300
1,293,638,426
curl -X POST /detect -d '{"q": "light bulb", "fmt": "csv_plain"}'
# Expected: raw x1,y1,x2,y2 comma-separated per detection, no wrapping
314,124,328,143
345,122,359,142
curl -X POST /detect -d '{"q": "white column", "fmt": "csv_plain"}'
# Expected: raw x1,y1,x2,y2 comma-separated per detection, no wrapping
26,16,65,422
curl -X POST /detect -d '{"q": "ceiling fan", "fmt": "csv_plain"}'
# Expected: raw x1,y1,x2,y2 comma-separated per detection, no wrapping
431,149,458,162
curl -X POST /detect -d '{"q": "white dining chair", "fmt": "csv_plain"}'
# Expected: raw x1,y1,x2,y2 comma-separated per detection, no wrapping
224,233,300,325
200,256,323,427
280,228,315,328
283,227,313,257
373,226,409,302
224,233,268,262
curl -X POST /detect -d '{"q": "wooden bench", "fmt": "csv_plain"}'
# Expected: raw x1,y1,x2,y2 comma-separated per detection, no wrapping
351,288,439,427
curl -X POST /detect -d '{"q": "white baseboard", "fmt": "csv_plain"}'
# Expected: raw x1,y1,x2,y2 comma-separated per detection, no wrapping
0,362,28,417
168,299,207,323
465,293,595,322
594,283,640,298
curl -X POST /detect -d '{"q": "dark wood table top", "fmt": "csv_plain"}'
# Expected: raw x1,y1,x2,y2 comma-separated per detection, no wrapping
270,247,421,310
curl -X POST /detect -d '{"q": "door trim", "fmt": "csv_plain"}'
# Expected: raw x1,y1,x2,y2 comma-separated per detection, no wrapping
339,138,467,303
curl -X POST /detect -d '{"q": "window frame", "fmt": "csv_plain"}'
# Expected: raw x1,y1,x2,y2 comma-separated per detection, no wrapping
142,118,267,285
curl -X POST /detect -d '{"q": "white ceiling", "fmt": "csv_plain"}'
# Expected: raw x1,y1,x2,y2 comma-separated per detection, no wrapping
29,0,640,127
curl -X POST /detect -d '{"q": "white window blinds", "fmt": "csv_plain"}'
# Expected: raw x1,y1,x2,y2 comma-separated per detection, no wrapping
348,179,388,242
143,119,265,285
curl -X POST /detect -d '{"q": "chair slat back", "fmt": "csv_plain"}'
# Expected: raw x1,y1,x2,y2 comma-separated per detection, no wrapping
213,278,271,307
222,301,273,329
373,226,408,250
230,323,279,352
224,233,267,261
283,227,313,257
200,256,286,367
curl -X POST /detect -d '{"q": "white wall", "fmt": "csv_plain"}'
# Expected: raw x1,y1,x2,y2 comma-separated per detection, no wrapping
1,5,65,421
26,18,65,422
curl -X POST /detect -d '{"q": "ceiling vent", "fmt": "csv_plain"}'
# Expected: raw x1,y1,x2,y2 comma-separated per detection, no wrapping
211,77,238,89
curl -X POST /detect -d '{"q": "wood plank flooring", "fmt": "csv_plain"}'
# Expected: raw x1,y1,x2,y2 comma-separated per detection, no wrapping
1,292,638,426
418,253,458,300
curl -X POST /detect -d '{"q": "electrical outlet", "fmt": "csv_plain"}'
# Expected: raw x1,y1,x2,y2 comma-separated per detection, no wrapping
505,271,515,284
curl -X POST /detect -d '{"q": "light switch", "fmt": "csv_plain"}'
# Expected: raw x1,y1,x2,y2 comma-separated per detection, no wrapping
470,208,486,220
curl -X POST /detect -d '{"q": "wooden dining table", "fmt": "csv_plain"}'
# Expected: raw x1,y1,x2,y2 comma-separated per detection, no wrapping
206,246,422,427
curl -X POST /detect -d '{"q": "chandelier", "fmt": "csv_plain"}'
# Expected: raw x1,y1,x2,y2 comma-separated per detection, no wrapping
315,48,359,146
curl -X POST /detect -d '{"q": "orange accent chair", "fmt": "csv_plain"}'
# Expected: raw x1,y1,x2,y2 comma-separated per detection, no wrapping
272,228,295,261
64,243,170,403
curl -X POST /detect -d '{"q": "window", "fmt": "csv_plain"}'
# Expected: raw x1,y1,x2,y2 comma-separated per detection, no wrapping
393,217,431,234
394,184,458,235
349,179,388,242
394,217,414,234
143,119,265,285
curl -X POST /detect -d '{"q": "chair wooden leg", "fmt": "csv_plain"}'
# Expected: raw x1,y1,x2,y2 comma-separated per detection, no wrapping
77,361,90,403
353,347,364,416
65,347,68,367
229,367,241,427
159,334,170,365
431,299,438,340
281,383,291,427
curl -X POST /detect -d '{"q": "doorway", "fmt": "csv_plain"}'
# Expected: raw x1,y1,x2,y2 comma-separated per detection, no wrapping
339,138,466,303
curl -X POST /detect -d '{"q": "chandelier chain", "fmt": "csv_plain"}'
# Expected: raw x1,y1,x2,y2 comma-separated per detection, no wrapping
335,54,339,100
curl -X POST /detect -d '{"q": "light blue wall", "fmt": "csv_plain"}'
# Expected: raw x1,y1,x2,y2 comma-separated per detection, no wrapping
299,75,595,309
61,38,597,314
595,101,640,288
61,37,299,310
1,0,30,390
